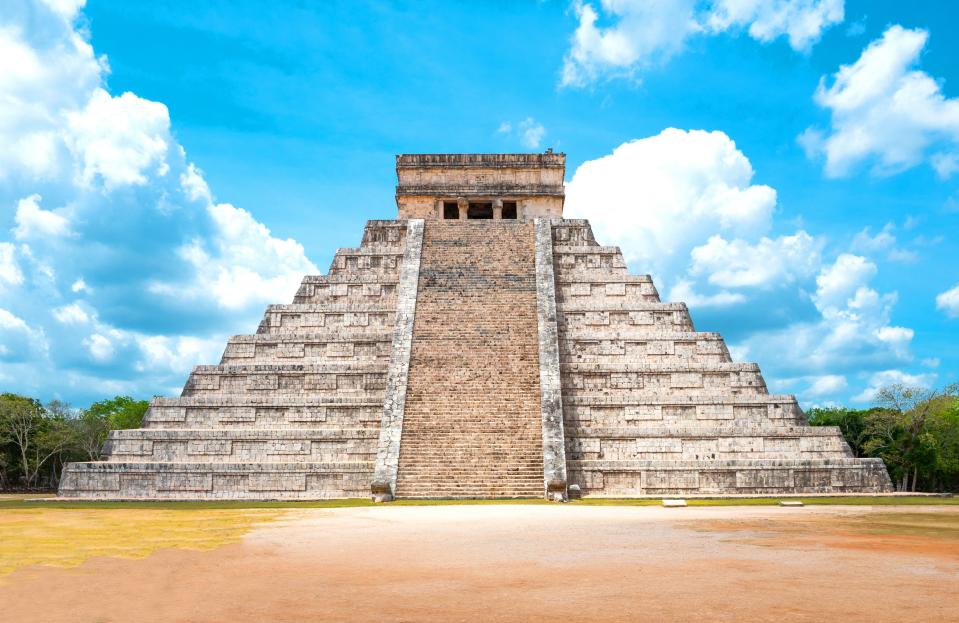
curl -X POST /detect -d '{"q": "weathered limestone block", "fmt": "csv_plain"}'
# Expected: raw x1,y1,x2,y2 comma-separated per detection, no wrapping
736,469,793,489
249,474,307,491
681,439,719,460
644,470,700,490
187,440,232,455
157,473,213,492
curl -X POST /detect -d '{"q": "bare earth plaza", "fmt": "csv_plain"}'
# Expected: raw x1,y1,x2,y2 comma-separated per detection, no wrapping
4,2,959,621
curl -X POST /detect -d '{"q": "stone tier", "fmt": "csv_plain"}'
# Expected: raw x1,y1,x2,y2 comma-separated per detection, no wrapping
562,362,768,394
181,363,388,397
144,396,382,429
565,425,853,461
328,247,404,277
559,304,694,331
563,394,806,426
59,462,372,500
100,428,376,463
292,275,399,305
566,458,892,496
257,303,397,334
357,220,409,249
554,247,629,276
557,278,659,303
551,220,597,246
220,332,393,364
560,332,731,364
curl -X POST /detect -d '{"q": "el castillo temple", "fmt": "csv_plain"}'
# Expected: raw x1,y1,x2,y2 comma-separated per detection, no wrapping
58,153,892,501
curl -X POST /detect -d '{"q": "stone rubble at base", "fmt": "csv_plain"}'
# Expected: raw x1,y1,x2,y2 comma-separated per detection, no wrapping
58,153,892,500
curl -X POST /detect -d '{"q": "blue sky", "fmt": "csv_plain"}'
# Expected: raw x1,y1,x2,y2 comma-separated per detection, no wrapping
0,0,957,407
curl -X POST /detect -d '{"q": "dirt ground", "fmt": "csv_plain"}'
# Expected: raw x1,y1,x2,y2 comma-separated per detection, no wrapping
2,504,958,623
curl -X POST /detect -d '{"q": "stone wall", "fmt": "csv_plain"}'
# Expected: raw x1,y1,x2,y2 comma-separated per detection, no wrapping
59,220,416,499
551,220,892,495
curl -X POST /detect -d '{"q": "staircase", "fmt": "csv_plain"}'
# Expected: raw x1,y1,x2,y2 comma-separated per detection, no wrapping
395,221,545,498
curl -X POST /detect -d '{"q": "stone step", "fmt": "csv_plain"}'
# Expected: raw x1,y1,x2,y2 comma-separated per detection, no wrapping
566,425,844,437
566,458,892,496
59,461,374,500
562,361,761,372
561,393,799,406
559,331,724,340
394,220,545,499
145,391,384,430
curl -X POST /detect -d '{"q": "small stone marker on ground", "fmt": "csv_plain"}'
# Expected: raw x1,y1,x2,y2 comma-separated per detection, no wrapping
662,499,687,507
779,500,805,507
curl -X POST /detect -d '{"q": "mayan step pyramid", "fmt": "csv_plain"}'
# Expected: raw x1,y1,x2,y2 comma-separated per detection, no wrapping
59,153,892,500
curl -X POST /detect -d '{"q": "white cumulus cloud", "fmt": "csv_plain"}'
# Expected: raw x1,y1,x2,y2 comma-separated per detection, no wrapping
566,128,777,288
65,88,172,189
52,302,90,325
0,1,319,404
13,194,71,239
566,128,918,404
496,117,547,150
562,0,844,86
519,118,546,149
936,283,959,318
802,25,959,177
853,369,936,403
706,0,843,50
689,231,821,288
0,242,24,287
84,332,115,362
801,374,848,398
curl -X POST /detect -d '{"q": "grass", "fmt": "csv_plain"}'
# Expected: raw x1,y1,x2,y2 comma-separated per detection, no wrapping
572,495,959,507
0,494,954,511
0,507,284,578
0,496,560,511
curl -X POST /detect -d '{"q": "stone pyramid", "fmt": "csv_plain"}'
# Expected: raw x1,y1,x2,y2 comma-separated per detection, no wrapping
59,153,892,500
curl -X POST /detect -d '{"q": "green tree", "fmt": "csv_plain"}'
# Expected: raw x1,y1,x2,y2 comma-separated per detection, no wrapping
85,396,149,430
0,393,74,489
71,409,113,460
923,395,959,491
863,384,959,492
807,407,873,457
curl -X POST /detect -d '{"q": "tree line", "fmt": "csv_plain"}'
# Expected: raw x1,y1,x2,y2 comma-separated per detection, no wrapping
808,383,959,492
0,393,148,491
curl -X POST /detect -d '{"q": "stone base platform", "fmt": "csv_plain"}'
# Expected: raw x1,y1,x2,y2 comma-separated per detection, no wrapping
567,458,892,496
58,462,372,500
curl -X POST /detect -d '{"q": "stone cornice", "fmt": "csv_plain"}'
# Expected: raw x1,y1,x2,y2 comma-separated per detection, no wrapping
396,153,566,169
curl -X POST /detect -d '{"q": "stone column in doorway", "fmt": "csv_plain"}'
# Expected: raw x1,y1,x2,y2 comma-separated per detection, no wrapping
493,198,503,220
457,197,468,220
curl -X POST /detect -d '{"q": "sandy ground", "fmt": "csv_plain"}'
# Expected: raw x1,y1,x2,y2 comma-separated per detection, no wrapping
2,504,958,623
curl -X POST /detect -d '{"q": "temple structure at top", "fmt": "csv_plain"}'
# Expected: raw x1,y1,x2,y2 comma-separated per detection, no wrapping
58,152,892,501
395,152,565,220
